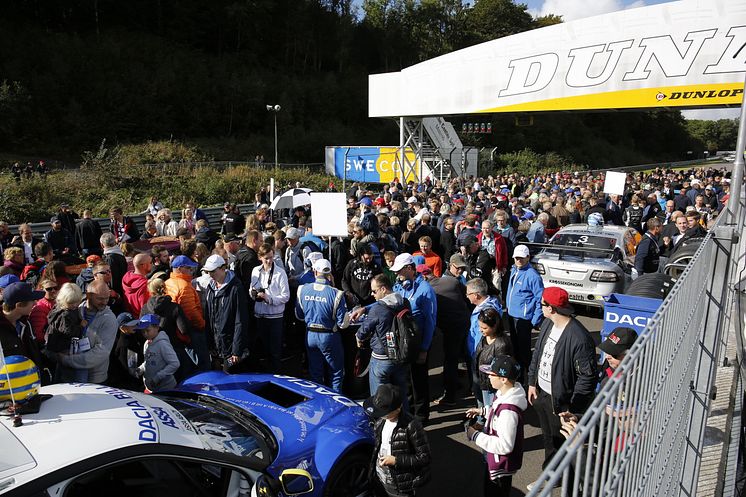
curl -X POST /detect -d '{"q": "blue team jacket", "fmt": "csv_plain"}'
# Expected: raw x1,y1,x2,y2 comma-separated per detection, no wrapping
295,278,346,331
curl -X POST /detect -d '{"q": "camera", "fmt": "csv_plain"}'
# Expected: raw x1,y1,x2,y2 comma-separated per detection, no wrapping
462,415,479,431
251,288,266,300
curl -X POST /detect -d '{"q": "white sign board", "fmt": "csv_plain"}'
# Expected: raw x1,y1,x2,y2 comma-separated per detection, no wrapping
604,171,627,195
369,0,746,117
310,193,348,237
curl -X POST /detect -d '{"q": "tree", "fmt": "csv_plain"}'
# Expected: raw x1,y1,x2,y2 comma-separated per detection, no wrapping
466,0,534,44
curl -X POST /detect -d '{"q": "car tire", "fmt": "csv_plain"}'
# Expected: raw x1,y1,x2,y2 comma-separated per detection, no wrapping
323,448,372,497
626,273,676,299
665,241,702,277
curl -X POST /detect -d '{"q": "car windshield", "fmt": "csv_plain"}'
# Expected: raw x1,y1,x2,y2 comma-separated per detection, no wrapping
157,395,275,464
546,233,617,259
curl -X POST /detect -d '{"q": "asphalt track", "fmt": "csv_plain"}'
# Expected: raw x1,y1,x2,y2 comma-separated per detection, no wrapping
417,309,603,497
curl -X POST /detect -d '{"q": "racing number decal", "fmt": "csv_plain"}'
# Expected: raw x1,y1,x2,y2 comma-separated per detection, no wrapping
577,235,589,244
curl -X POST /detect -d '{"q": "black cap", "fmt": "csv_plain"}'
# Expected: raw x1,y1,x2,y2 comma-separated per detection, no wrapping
599,327,638,357
479,354,521,381
363,384,402,418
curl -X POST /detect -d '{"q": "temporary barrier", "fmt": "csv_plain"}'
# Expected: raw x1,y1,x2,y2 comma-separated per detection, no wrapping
602,293,662,341
527,193,746,496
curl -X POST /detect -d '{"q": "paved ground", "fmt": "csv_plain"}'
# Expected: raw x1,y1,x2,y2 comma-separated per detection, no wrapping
417,309,603,497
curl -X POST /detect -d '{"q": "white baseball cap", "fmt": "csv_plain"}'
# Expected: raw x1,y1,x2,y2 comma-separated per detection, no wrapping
390,253,415,272
202,254,227,272
304,251,324,268
312,258,332,274
513,245,530,258
406,196,418,204
286,227,301,240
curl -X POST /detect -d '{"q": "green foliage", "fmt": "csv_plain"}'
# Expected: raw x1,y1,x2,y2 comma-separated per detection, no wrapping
0,1,725,172
685,119,738,154
0,162,334,225
489,148,574,176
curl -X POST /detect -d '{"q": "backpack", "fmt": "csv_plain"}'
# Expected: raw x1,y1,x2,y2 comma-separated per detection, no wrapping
299,239,321,254
21,260,45,289
386,300,422,364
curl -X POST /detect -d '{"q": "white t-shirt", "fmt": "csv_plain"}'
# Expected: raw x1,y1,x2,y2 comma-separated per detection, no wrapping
376,418,397,485
23,241,33,264
538,324,565,393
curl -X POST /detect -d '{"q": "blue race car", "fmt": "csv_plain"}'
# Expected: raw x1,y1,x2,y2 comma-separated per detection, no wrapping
1,373,374,497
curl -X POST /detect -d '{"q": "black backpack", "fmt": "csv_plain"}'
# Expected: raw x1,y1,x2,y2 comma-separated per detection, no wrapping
386,300,422,364
299,239,321,254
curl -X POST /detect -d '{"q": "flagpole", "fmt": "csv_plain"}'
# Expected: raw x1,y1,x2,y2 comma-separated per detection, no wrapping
0,343,17,409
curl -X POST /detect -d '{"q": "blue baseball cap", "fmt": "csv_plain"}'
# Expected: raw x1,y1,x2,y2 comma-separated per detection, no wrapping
135,314,161,329
359,197,373,207
171,255,198,268
3,282,45,306
0,274,20,289
116,312,140,328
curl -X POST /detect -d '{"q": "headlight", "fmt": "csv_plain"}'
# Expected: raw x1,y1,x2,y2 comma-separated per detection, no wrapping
590,270,618,282
533,263,545,274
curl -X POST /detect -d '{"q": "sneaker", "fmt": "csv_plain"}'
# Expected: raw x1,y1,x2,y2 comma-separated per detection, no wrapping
526,480,560,491
432,395,456,407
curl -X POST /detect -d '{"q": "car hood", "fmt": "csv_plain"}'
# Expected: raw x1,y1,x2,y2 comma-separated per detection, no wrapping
176,372,371,463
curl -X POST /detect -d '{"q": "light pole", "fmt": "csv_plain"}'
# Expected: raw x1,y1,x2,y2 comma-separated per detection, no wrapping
266,104,281,170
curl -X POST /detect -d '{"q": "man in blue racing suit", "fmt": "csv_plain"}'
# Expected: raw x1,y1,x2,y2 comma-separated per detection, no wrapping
295,258,347,392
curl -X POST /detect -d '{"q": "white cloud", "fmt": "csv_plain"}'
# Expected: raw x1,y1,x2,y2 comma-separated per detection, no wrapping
536,0,647,21
681,108,741,121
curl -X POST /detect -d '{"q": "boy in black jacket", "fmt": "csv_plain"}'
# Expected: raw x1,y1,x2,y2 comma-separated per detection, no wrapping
365,384,431,497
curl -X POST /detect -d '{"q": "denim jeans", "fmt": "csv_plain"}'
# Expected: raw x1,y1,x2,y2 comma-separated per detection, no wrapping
257,317,284,373
306,331,345,392
369,356,410,414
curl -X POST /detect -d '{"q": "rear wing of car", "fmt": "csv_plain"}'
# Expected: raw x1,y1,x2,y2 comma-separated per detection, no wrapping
523,242,619,261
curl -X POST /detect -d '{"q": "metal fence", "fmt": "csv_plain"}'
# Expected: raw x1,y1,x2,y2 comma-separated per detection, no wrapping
527,191,745,497
7,204,257,239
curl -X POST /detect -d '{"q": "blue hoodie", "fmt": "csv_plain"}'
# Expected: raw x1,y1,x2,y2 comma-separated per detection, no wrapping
393,275,437,351
468,296,503,356
506,265,544,326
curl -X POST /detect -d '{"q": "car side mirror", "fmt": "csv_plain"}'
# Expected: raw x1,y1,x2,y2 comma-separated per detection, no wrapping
279,469,314,495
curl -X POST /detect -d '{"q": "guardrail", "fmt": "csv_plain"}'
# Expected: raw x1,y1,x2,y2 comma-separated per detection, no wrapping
588,156,724,174
527,191,744,496
0,160,325,173
7,204,257,239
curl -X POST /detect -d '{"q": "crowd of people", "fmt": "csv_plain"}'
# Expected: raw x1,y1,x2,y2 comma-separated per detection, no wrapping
8,160,49,182
0,165,731,496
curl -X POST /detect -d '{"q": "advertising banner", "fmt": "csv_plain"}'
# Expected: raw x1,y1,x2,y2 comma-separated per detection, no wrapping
369,0,746,117
324,146,428,183
602,293,662,340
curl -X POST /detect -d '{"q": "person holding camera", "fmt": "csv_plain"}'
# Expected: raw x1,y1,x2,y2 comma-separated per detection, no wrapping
250,243,289,373
465,355,526,497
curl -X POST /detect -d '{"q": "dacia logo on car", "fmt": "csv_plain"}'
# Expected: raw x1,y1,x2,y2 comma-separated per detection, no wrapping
274,375,359,407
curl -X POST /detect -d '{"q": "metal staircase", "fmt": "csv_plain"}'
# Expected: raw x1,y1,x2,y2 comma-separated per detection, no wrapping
396,117,459,183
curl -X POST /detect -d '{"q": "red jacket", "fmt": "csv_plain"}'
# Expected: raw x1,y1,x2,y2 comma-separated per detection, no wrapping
476,231,509,272
122,271,150,317
29,297,54,343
